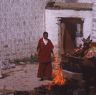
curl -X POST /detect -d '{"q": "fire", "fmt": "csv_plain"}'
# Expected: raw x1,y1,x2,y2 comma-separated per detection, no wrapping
52,65,65,85
47,65,65,91
52,56,65,86
46,55,65,91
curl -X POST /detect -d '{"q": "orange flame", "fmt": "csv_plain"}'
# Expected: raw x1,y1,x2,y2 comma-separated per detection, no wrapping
52,67,65,85
52,56,65,85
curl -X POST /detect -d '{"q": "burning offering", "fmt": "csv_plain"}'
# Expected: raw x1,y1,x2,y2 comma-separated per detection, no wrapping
52,55,66,86
52,64,65,85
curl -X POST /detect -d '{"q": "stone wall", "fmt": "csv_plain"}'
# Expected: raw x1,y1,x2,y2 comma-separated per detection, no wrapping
0,0,46,61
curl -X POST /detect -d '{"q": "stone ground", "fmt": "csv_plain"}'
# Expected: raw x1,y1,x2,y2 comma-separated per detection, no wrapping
0,63,52,92
0,63,96,95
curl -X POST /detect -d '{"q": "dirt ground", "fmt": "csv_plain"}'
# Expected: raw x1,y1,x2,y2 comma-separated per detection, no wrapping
0,63,52,92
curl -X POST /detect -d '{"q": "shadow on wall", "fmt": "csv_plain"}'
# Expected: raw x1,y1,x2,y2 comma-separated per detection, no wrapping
13,54,38,65
65,0,77,3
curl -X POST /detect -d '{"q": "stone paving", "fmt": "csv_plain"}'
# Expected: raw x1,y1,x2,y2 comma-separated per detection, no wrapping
0,63,52,92
0,63,96,95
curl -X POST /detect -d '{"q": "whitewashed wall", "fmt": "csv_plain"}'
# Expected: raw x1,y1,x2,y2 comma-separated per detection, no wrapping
45,9,92,54
78,0,92,3
92,2,96,42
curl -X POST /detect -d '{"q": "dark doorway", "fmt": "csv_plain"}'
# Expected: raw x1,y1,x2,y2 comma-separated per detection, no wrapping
59,17,83,54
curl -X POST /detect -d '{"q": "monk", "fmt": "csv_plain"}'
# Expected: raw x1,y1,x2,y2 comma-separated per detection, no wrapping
37,32,54,81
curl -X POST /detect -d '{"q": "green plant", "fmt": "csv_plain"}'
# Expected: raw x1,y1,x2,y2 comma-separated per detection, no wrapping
30,54,38,63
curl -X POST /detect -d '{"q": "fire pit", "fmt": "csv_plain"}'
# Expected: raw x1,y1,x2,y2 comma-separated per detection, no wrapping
34,79,79,95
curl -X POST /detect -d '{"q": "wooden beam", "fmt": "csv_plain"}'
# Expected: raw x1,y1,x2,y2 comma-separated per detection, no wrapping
59,17,84,24
46,2,93,10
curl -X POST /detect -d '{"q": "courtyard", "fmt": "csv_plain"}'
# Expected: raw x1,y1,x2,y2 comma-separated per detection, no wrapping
0,63,51,94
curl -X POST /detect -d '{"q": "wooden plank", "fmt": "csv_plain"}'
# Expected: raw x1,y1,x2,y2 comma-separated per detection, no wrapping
46,2,93,10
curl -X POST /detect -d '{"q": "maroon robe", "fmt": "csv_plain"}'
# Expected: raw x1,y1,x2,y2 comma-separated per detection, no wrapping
37,38,54,79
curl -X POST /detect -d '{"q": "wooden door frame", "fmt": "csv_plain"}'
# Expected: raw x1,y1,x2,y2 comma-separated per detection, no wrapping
58,17,84,56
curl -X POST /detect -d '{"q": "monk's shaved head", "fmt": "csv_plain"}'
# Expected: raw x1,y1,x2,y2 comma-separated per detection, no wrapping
43,32,48,39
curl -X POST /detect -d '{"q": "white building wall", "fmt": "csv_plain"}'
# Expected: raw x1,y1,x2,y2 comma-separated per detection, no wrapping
78,0,92,3
45,9,92,54
92,2,96,42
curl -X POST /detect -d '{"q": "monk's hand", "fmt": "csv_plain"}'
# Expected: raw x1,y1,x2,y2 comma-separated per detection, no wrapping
51,53,55,62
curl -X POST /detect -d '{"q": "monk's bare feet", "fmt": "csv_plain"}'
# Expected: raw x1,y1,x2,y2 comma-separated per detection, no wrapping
39,78,44,81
